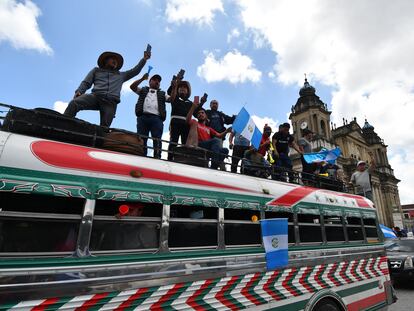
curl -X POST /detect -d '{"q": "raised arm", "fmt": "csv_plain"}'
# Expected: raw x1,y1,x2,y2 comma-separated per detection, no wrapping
129,73,149,94
121,51,150,82
223,112,236,125
229,131,235,149
186,102,198,125
169,78,179,103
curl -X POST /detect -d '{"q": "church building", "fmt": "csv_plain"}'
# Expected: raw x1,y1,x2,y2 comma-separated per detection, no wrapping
289,78,402,227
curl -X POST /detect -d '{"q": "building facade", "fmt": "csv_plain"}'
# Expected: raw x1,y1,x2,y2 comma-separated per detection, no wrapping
289,79,402,227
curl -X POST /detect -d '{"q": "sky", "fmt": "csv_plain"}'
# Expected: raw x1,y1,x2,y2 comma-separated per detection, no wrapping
0,0,413,204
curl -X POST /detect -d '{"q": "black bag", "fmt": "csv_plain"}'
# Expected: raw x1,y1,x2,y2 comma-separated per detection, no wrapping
2,107,105,147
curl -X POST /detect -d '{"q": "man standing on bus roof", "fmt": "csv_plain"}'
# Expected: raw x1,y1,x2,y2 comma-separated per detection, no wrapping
64,48,150,127
350,152,376,201
272,123,303,170
130,73,169,159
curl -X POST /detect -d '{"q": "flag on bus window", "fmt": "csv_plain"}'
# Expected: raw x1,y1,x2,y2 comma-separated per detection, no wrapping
232,107,262,149
260,218,289,270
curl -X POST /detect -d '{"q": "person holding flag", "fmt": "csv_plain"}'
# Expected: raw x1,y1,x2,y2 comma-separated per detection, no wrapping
232,107,262,149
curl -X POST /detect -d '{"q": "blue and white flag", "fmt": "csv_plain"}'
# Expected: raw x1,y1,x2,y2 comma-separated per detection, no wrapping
260,218,289,270
232,107,262,149
380,224,397,238
303,147,341,164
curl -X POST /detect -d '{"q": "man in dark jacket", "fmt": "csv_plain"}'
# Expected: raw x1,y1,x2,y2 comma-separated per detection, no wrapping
130,73,168,159
206,100,235,148
64,49,150,127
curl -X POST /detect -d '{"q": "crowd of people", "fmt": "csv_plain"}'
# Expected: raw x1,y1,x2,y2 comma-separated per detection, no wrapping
62,47,377,201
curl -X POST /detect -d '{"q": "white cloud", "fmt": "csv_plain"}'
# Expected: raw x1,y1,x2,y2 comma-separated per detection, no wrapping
0,0,52,54
236,0,414,204
251,115,278,134
197,50,262,84
53,101,68,114
165,0,224,26
227,28,240,43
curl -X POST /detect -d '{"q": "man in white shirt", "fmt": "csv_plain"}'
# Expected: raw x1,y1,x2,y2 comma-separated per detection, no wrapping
350,152,376,201
131,74,170,159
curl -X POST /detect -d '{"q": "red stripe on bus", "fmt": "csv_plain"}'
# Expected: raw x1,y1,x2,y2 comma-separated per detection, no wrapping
282,268,301,297
347,291,386,311
298,267,315,293
327,263,342,287
263,270,284,301
186,279,213,311
77,293,109,310
241,273,261,305
215,276,239,310
150,283,185,310
115,288,149,311
32,298,59,311
31,141,253,194
314,265,328,288
340,193,371,207
339,261,352,284
267,186,316,207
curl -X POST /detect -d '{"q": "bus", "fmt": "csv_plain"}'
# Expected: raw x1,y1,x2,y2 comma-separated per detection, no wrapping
0,106,394,310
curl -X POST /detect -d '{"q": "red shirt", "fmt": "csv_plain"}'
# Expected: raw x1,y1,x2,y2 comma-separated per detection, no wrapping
258,135,270,156
190,120,219,142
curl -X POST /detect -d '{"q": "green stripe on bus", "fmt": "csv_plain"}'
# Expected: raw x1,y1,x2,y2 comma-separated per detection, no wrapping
337,280,379,298
247,273,268,305
160,282,193,310
189,279,220,310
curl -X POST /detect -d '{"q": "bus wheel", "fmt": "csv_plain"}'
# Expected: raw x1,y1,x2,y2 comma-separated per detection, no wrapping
312,298,342,311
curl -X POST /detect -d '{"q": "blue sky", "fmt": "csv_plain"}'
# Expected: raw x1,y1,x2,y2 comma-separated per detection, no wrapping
1,0,413,204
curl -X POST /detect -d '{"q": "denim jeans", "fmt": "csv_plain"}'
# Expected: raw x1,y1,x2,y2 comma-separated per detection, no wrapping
198,139,228,169
137,114,163,158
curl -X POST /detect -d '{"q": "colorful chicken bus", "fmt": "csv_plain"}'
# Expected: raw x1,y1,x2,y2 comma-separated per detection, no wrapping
0,115,394,310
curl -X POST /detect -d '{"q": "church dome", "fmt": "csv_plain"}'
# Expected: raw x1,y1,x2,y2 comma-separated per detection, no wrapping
362,119,374,131
299,78,316,97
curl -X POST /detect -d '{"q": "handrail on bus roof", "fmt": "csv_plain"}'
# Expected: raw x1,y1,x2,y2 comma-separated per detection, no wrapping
0,103,348,193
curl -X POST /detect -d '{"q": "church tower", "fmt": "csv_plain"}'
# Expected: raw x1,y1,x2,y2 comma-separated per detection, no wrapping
289,77,332,142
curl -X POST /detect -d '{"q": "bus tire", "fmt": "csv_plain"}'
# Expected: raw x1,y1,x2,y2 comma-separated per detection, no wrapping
312,298,342,311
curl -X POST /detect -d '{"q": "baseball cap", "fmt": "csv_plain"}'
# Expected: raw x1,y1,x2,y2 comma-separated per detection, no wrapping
357,160,366,166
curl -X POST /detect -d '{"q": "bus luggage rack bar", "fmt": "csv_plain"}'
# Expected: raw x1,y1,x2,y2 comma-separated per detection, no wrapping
0,103,347,193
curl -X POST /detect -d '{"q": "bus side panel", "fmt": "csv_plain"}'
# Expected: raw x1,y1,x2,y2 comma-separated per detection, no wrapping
2,256,390,311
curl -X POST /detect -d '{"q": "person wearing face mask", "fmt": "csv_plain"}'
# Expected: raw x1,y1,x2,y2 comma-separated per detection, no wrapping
64,49,150,127
130,73,169,159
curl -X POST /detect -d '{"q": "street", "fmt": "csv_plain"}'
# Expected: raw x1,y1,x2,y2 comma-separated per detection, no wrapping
390,280,414,311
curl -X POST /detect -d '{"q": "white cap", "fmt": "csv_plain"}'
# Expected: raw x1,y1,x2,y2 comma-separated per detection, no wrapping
357,160,366,166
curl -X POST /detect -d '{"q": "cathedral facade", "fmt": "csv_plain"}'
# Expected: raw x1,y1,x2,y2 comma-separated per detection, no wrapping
289,79,402,227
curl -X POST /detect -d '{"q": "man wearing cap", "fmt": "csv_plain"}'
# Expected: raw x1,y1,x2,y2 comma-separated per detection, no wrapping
350,152,376,201
298,129,316,175
130,73,169,159
64,49,150,127
272,123,302,182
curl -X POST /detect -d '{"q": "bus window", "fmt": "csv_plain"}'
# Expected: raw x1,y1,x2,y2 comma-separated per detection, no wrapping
169,205,218,248
89,201,161,252
265,211,295,244
346,216,364,242
324,215,345,243
0,192,82,254
297,213,323,243
363,218,379,242
224,208,261,246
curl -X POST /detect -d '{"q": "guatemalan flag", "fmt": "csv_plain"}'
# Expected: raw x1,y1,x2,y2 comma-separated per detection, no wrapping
260,218,289,270
303,147,342,164
232,107,262,149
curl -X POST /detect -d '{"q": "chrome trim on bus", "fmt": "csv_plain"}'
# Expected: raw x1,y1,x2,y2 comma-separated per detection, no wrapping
158,204,170,253
0,211,81,220
75,199,95,257
217,207,225,250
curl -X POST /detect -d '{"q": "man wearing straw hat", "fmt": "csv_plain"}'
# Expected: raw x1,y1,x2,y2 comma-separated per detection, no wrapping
64,48,150,127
